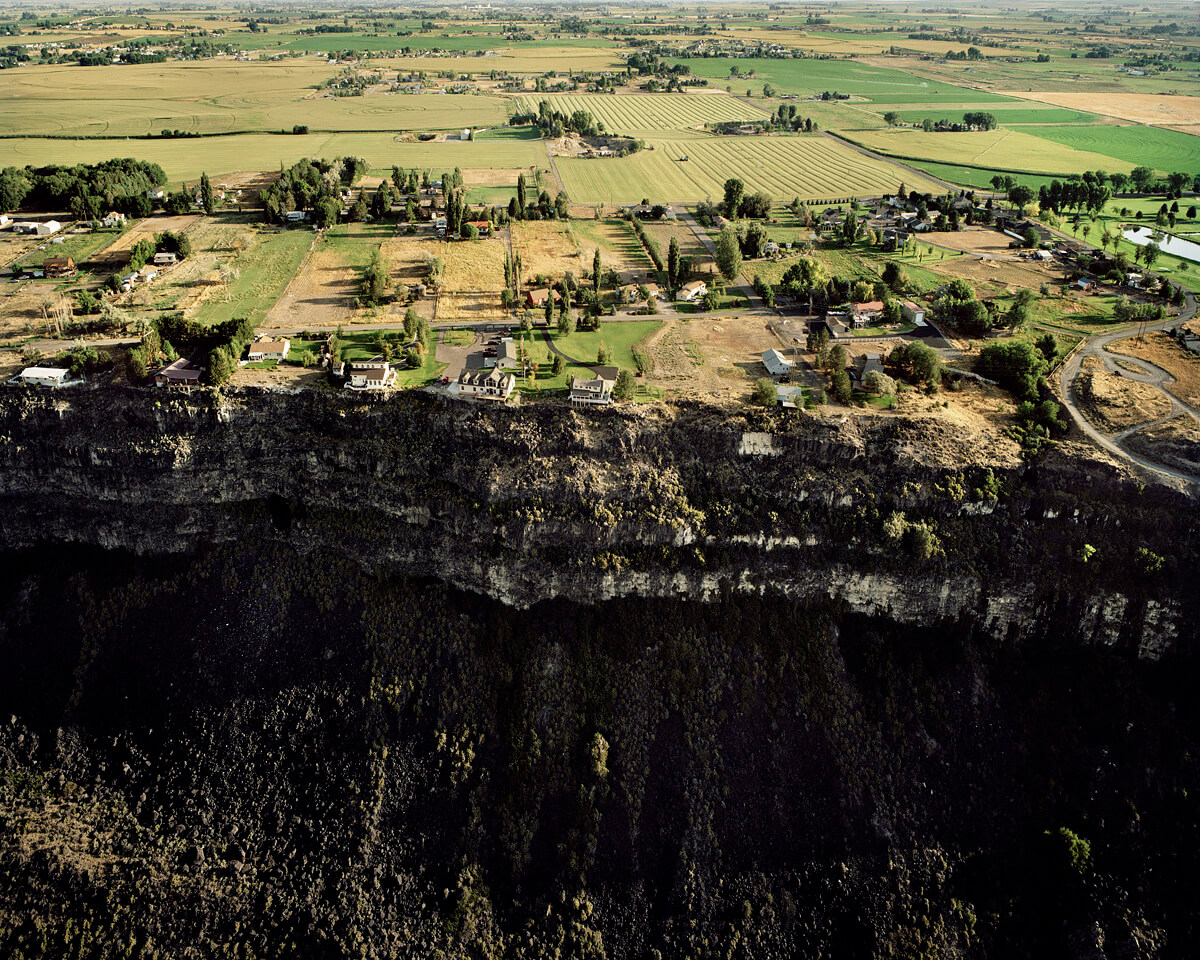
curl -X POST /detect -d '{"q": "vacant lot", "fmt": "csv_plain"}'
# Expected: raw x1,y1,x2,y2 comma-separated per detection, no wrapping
438,237,508,292
641,220,714,274
1074,355,1172,433
264,244,360,329
556,133,943,204
1125,415,1200,475
570,219,655,282
1109,333,1200,409
511,221,581,283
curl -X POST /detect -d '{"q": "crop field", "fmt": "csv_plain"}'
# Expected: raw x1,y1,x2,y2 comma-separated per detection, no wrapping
264,225,387,328
0,133,545,183
902,160,1061,192
673,57,1016,104
555,134,943,204
1011,91,1200,129
845,128,1136,176
568,219,654,282
1023,125,1200,173
511,221,581,283
517,94,768,134
0,60,510,137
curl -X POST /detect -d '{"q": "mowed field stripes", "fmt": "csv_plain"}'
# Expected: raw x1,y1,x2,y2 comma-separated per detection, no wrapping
554,134,944,203
518,93,769,133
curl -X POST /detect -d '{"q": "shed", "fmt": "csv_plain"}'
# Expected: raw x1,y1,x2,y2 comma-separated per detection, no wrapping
762,349,793,377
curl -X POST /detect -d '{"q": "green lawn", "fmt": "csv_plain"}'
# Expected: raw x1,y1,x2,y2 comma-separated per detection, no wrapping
191,228,314,326
1025,125,1200,174
22,228,124,272
510,320,660,394
285,338,325,363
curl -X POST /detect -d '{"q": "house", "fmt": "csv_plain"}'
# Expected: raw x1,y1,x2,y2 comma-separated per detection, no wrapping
526,287,562,308
1073,279,1096,292
855,352,884,382
762,348,793,377
466,220,490,236
153,252,178,266
434,216,448,236
101,212,126,228
146,188,165,201
154,357,203,390
850,301,884,328
619,282,661,303
44,256,76,278
458,368,515,400
461,128,472,140
18,366,71,388
119,271,138,291
247,338,290,362
137,265,159,283
495,337,519,370
569,373,616,405
284,211,309,223
677,279,708,302
764,241,781,257
900,300,925,323
347,360,396,390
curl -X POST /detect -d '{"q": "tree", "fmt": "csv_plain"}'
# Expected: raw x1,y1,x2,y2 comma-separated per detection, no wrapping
723,177,745,218
1008,184,1035,215
611,368,636,400
360,248,389,305
882,111,901,126
557,306,575,337
667,236,680,294
863,369,896,396
199,172,214,216
1142,241,1161,270
593,249,601,293
881,260,907,292
752,377,778,406
597,340,611,365
715,226,743,281
829,368,853,404
1130,165,1155,193
516,173,527,216
550,354,564,376
976,339,1048,399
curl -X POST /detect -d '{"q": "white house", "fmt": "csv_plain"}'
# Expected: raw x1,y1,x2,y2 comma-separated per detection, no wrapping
247,338,290,362
18,366,71,388
101,211,126,228
461,128,472,140
569,373,616,406
900,300,925,323
347,360,396,390
762,349,793,377
153,252,178,266
495,337,519,370
458,368,515,400
677,279,708,302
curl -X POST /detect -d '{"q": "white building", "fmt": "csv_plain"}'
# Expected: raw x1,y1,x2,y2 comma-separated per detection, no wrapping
347,360,396,390
677,279,708,302
19,366,71,388
458,368,515,400
461,128,472,140
247,338,290,362
762,349,793,377
35,221,61,237
900,300,925,323
569,373,615,406
153,252,178,266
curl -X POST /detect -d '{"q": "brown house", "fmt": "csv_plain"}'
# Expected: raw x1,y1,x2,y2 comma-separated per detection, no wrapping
44,256,76,278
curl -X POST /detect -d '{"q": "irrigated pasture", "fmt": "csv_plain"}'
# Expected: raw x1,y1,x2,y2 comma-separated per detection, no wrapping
1023,125,1200,173
1011,91,1200,128
887,106,1099,126
674,57,1017,103
845,128,1136,176
554,134,943,203
517,93,768,133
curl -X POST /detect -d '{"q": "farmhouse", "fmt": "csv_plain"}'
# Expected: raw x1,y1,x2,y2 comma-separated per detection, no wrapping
677,280,708,302
569,373,616,406
247,338,290,362
101,212,126,228
44,256,76,278
137,265,159,283
458,368,515,401
18,366,72,388
465,220,491,236
762,349,793,378
347,361,396,391
526,288,562,308
850,301,884,328
154,357,203,391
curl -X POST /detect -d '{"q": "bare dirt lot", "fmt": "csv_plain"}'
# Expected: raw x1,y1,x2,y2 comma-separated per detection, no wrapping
1073,355,1172,432
438,237,508,292
645,314,782,395
265,245,356,328
1124,415,1200,474
929,227,1023,258
511,221,582,283
231,364,329,390
1012,92,1200,127
1108,333,1200,409
643,220,715,274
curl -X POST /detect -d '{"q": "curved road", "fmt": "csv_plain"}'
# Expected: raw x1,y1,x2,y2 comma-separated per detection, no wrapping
1057,287,1200,488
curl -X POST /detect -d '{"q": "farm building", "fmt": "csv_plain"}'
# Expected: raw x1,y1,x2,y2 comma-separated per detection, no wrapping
44,256,76,278
35,221,62,237
461,128,472,141
18,366,72,388
762,349,793,377
153,252,178,266
901,301,925,323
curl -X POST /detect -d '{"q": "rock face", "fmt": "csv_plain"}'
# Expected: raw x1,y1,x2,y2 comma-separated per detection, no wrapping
0,386,1197,960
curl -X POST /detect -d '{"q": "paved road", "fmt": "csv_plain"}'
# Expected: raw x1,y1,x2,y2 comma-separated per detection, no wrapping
1056,287,1200,487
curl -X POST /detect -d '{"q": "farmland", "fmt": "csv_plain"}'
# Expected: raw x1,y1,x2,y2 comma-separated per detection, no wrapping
511,221,581,283
887,106,1099,126
517,93,768,134
1023,125,1200,173
844,128,1137,176
568,219,655,282
555,134,944,204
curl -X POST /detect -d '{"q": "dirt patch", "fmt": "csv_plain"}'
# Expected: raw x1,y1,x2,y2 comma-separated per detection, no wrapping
1073,355,1173,432
231,363,330,390
1108,333,1200,409
927,227,1023,258
264,245,356,329
438,237,508,292
511,221,582,284
462,168,524,187
1124,415,1200,475
1011,92,1200,127
644,314,783,396
434,292,507,321
642,221,714,274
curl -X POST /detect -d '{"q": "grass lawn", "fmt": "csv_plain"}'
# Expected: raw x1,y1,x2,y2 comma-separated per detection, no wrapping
441,328,476,347
244,360,278,370
395,345,447,388
286,338,325,363
23,229,123,271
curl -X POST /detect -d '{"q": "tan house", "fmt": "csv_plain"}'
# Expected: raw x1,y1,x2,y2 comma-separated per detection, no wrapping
154,358,203,391
569,373,616,406
347,360,396,390
677,280,707,302
247,338,290,362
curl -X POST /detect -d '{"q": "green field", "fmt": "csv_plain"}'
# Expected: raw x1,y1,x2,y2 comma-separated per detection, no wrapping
889,107,1099,126
513,320,660,392
674,57,1016,104
1024,125,1200,173
845,128,1136,177
192,229,313,326
554,133,943,203
517,93,768,134
902,160,1063,191
0,133,546,183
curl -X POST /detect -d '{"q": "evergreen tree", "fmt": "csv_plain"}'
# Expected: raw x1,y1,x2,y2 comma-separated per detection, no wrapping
199,172,214,216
